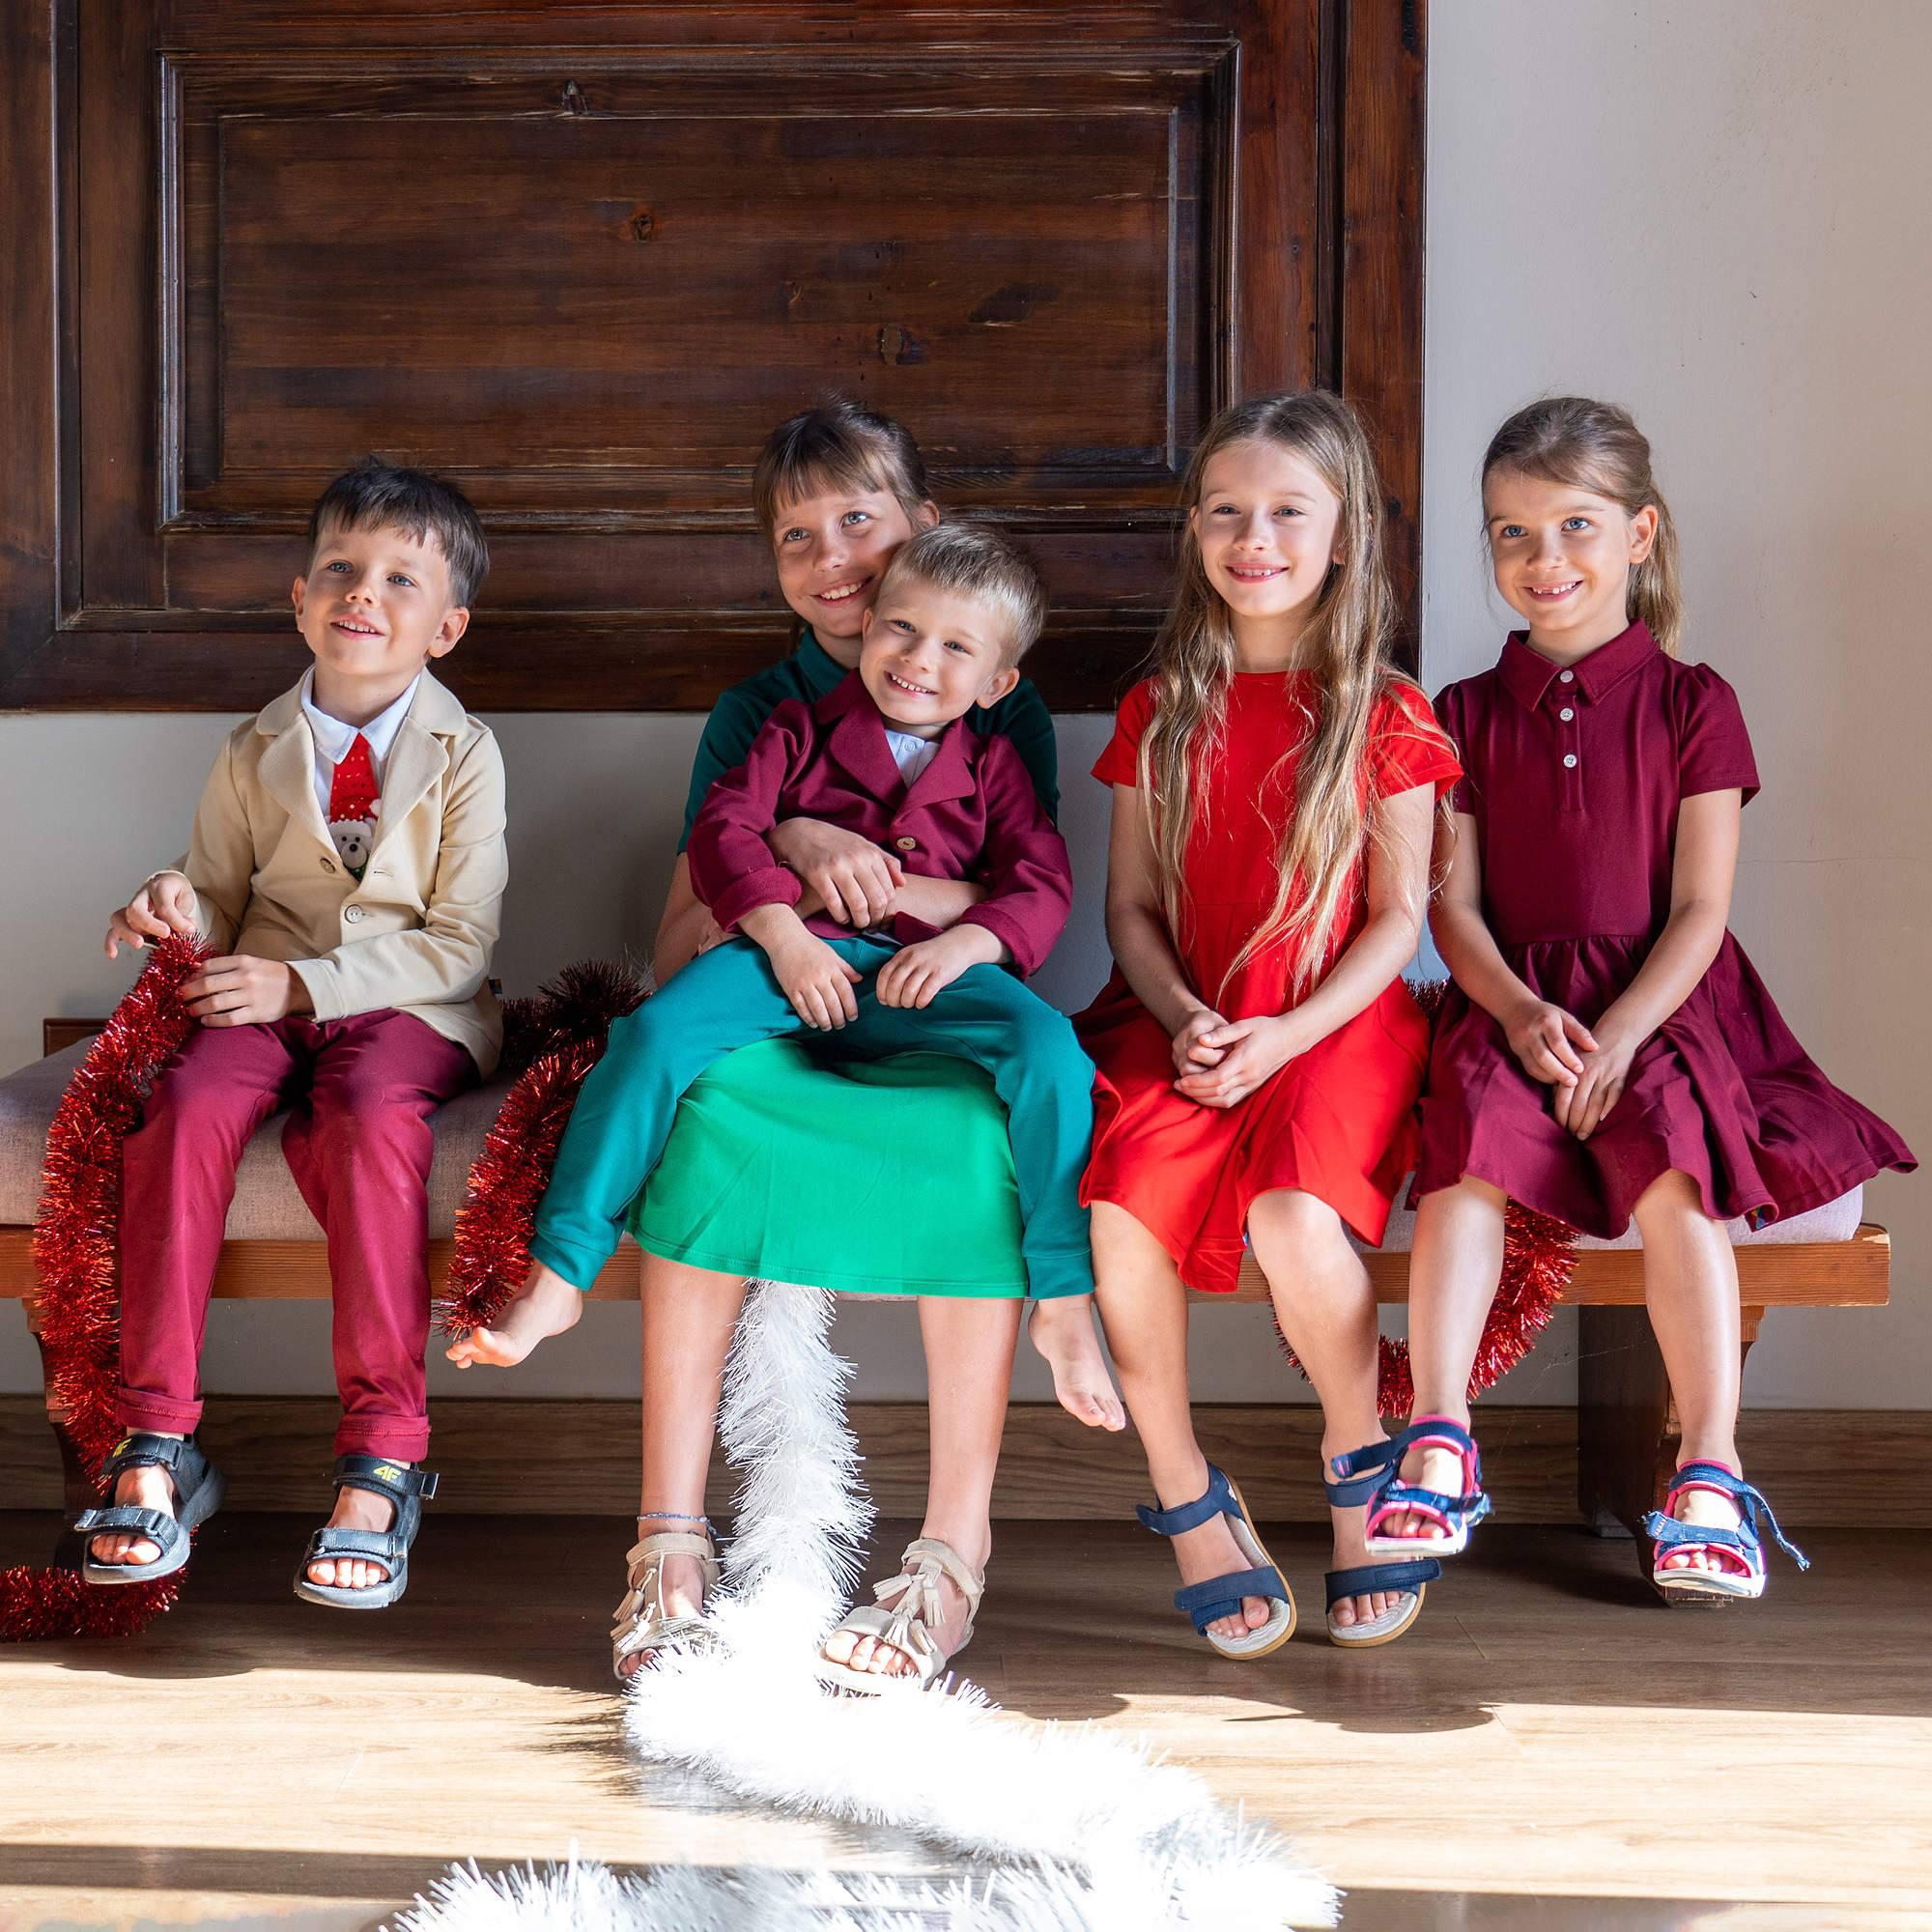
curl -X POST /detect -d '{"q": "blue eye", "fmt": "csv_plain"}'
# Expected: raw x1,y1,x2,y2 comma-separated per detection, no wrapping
326,560,351,573
388,574,415,588
1563,517,1592,531
944,639,967,654
842,511,872,527
1498,525,1526,540
1274,505,1303,519
782,528,807,544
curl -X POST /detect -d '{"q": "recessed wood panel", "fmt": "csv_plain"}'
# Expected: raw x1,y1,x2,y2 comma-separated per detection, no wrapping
1,2,1422,711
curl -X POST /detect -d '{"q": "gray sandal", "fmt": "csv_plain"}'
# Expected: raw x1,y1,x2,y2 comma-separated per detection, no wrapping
293,1455,438,1610
75,1432,226,1585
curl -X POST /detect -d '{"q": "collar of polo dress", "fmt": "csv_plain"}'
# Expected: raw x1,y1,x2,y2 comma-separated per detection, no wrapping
1498,618,1659,710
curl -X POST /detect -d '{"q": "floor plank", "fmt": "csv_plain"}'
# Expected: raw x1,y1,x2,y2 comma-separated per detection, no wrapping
1,1513,1925,1930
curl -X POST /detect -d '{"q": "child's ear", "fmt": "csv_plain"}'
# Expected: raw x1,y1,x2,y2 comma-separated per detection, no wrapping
428,607,470,658
291,575,307,621
914,498,940,531
975,665,1021,709
860,605,876,642
1627,503,1661,562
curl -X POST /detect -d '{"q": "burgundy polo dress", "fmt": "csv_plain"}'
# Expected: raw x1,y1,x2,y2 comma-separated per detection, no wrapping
1413,621,1914,1236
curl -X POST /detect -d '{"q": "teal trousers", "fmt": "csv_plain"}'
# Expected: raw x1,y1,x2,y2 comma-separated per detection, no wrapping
530,935,1096,1299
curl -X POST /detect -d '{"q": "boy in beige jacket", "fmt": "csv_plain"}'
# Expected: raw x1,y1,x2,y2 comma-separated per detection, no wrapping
74,459,508,1610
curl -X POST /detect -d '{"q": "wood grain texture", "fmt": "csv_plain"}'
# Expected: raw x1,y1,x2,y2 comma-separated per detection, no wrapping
4,1394,1923,1524
0,1224,1894,1306
0,0,1424,711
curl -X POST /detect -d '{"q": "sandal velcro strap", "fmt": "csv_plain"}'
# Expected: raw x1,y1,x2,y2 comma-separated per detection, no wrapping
1652,1463,1810,1573
73,1504,178,1541
305,1526,402,1563
99,1432,196,1486
1174,1563,1289,1634
1324,1556,1441,1607
333,1455,439,1505
1137,1463,1240,1537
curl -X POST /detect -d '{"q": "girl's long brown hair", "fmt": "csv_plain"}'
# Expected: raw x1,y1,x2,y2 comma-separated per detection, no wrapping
1482,396,1683,656
1138,391,1430,1001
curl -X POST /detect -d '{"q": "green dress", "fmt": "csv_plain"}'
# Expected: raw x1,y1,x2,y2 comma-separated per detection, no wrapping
638,628,1058,1299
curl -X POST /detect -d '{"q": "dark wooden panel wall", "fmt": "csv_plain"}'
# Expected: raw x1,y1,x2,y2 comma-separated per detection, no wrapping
1,1,1424,712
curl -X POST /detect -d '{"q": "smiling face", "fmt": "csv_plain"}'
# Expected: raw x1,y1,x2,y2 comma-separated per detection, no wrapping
771,483,939,662
293,521,468,721
1484,469,1659,655
857,581,1020,739
1189,438,1346,663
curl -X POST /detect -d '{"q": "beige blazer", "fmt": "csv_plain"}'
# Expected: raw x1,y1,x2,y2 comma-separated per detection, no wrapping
161,672,508,1072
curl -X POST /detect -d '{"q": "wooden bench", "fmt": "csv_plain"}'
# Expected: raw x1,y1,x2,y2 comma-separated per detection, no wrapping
0,1022,1891,1540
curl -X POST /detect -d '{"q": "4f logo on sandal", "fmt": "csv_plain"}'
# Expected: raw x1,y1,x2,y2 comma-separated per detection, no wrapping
372,1463,404,1484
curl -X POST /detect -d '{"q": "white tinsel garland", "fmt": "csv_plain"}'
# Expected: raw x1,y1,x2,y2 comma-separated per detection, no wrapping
391,1281,1338,1932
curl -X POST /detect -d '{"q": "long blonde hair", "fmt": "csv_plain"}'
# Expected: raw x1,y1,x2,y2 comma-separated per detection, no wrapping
1482,396,1683,656
1138,391,1425,1001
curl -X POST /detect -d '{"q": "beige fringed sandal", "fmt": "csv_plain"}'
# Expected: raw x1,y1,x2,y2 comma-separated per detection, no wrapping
816,1536,983,1694
611,1524,720,1683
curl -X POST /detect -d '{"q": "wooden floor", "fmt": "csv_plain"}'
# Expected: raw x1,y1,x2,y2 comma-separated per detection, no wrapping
2,1512,1927,1931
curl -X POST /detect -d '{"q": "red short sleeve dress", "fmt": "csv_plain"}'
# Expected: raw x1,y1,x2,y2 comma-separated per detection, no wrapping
1413,622,1915,1236
1076,670,1463,1293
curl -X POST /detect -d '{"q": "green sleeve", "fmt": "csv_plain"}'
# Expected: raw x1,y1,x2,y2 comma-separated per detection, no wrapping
998,678,1062,823
678,689,769,852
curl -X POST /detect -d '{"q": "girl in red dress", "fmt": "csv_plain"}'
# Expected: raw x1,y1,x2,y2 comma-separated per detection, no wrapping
1372,398,1914,1603
1080,393,1462,1653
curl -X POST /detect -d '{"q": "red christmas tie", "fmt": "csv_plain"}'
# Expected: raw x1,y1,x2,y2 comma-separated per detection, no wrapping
327,733,380,878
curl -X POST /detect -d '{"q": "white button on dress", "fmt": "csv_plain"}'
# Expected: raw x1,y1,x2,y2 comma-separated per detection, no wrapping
1563,753,1578,769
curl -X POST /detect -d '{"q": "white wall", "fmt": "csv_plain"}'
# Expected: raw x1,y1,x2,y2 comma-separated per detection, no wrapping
2,0,1924,1407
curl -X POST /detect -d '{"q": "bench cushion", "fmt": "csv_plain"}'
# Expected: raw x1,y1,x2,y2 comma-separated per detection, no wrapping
0,1038,1864,1251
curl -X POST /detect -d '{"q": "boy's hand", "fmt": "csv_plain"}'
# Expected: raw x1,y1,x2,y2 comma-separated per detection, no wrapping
1174,1013,1305,1109
769,930,864,1030
768,818,904,927
875,926,1003,1009
181,956,310,1028
1170,1008,1229,1078
1504,998,1597,1088
105,871,198,959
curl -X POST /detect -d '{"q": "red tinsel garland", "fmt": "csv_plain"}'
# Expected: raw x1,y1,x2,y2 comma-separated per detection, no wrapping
3,932,212,1640
441,961,646,1337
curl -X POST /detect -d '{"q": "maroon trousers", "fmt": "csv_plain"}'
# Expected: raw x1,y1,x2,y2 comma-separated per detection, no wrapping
115,1010,475,1460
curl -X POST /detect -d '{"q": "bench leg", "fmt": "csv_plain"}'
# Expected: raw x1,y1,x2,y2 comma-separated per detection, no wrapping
1577,1304,1763,1540
24,1296,99,1567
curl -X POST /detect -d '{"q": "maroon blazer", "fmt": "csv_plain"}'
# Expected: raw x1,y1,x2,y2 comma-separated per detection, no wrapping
688,672,1072,977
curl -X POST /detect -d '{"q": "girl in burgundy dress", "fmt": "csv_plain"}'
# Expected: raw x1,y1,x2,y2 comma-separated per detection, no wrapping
1360,397,1914,1603
1081,392,1462,1652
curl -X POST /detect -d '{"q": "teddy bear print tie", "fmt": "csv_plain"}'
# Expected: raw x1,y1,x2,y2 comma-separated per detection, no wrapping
327,732,380,880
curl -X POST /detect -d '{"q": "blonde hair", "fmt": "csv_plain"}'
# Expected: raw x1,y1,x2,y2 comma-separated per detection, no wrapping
1139,391,1430,1001
875,523,1048,668
1482,396,1682,656
753,396,931,540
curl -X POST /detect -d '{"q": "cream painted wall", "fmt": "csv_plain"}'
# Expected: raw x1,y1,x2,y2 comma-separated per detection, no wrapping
1,0,1923,1408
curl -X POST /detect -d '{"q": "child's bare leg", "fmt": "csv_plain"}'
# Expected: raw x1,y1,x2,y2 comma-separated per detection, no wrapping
445,1258,582,1369
1245,1187,1392,1631
823,1295,1020,1678
619,1253,749,1679
1381,1177,1508,1539
87,1435,184,1569
1091,1202,1266,1646
1027,1293,1125,1431
1634,1169,1744,1575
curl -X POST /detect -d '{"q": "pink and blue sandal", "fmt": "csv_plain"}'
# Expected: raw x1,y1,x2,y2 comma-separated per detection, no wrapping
1137,1463,1296,1659
1330,1416,1492,1559
1642,1460,1809,1604
1322,1455,1438,1646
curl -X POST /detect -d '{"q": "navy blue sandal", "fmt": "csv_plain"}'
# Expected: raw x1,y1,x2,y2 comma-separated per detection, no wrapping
1329,1415,1493,1559
1323,1455,1438,1647
293,1455,438,1610
1137,1464,1295,1659
75,1432,225,1585
1642,1461,1808,1604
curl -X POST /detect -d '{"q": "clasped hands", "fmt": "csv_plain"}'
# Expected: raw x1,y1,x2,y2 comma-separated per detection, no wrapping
1503,997,1637,1141
103,871,308,1027
1169,1006,1307,1108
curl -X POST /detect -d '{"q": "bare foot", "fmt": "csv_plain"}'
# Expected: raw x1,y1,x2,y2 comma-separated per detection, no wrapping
1026,1295,1125,1431
820,1560,979,1682
1660,1471,1747,1579
445,1261,582,1369
1328,1456,1402,1631
305,1485,398,1591
87,1459,179,1569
